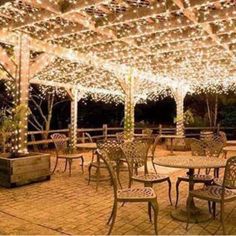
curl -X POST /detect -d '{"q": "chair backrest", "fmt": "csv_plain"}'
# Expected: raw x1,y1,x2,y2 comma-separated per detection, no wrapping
97,149,118,198
218,131,227,145
121,141,150,176
116,132,124,143
223,156,236,190
97,140,123,162
85,132,93,142
205,136,224,157
142,128,153,137
51,133,68,154
190,138,206,156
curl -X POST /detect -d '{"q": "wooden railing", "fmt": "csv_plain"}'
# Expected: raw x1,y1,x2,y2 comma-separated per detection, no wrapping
26,125,236,147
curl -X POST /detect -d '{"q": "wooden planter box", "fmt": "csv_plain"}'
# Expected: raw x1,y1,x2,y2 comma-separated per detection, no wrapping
0,153,51,188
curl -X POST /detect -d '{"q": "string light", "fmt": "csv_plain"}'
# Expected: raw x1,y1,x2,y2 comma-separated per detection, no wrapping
0,0,235,103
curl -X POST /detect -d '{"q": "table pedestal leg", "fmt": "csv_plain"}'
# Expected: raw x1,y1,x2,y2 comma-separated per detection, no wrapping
171,168,211,223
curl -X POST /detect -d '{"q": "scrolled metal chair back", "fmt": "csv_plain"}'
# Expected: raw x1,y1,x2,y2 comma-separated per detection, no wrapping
97,140,122,162
51,133,68,154
223,156,236,190
218,131,227,145
121,141,150,176
142,128,153,137
97,149,118,196
190,138,206,156
116,132,124,143
85,132,93,142
205,136,224,157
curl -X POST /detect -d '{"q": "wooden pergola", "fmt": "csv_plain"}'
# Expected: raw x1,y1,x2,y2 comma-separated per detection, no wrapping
0,0,235,152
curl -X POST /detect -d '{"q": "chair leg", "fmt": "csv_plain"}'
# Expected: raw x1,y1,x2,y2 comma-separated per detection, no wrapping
107,201,116,225
148,202,152,223
88,164,93,185
96,166,100,191
80,156,84,173
51,157,59,174
108,202,118,235
151,200,159,235
220,203,226,235
128,178,133,188
116,164,122,189
175,178,181,208
63,159,68,173
68,159,73,177
167,178,172,206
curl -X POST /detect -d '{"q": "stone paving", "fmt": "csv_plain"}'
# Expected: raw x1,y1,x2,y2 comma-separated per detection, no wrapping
0,146,235,235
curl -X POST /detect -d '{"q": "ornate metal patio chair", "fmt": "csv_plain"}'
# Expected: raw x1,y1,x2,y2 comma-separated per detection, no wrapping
84,132,93,143
205,136,224,177
88,140,123,189
121,141,172,205
218,131,227,146
186,156,236,234
116,132,124,143
51,133,84,176
175,138,213,208
97,149,159,235
219,131,236,146
142,128,153,137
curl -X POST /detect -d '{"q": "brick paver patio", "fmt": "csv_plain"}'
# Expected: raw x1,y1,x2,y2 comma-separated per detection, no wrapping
0,146,235,235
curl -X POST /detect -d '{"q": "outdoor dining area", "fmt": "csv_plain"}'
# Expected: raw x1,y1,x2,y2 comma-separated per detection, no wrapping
0,0,236,235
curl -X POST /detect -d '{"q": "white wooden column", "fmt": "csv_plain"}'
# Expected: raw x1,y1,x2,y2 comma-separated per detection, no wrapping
70,88,78,150
13,34,30,154
124,74,135,141
173,88,186,136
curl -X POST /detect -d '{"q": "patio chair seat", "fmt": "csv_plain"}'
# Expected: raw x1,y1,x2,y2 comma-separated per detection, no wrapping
132,173,169,183
117,187,156,201
58,153,83,159
190,186,236,202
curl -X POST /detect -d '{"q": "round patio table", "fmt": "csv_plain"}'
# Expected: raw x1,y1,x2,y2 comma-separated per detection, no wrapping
154,156,227,223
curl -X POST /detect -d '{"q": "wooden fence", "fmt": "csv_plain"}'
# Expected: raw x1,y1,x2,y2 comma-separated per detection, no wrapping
26,124,236,147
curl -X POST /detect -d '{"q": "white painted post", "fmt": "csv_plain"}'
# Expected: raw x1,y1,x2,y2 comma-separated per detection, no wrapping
13,33,30,154
173,89,186,136
124,73,135,141
70,88,78,150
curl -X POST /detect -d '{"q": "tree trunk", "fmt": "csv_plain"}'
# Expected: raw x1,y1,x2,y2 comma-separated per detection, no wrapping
213,94,218,127
42,94,54,149
206,95,212,127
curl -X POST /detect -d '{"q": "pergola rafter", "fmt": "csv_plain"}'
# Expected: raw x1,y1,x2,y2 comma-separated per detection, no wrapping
0,0,235,99
171,0,235,57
